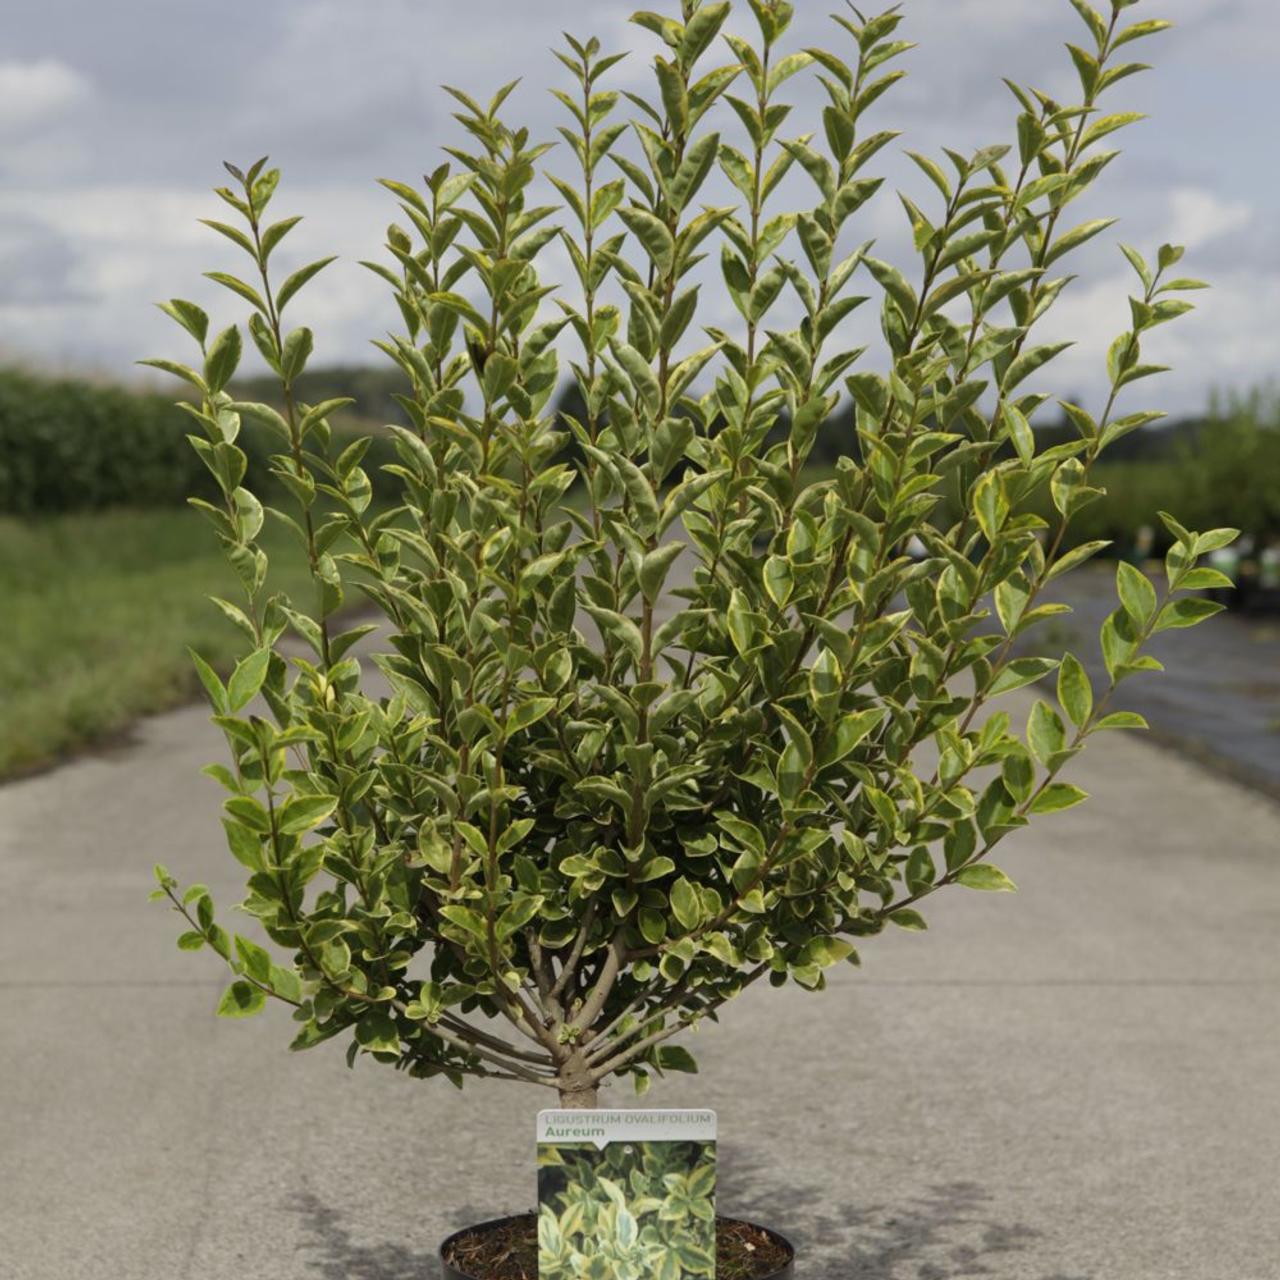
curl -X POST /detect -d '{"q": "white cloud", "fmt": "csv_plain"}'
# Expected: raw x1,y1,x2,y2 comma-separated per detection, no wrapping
1164,188,1253,252
0,182,396,375
1153,271,1280,395
0,60,91,132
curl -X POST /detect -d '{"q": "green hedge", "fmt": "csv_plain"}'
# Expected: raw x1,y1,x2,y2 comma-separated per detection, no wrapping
0,367,396,515
0,368,261,514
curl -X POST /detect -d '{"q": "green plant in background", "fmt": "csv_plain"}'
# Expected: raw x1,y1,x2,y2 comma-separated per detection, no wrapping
539,1141,716,1280
1187,389,1280,543
148,0,1234,1108
1094,389,1280,553
0,367,238,514
0,364,396,515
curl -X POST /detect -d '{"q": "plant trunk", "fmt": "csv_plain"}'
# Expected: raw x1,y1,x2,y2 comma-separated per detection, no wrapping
558,1082,599,1108
557,1051,597,1108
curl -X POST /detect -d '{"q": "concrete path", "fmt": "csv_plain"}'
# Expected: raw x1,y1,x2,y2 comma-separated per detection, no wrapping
2,675,1278,1279
1034,568,1280,801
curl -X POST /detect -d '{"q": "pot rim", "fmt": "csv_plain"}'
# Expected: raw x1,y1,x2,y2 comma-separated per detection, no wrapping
438,1211,796,1279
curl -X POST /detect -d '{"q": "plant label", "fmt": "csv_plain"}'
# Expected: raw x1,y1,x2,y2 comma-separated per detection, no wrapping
537,1109,717,1279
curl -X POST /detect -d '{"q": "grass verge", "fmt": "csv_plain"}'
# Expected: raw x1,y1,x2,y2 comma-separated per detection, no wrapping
0,508,317,780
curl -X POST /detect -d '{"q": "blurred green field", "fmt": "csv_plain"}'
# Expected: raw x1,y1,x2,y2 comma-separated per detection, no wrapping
0,509,314,779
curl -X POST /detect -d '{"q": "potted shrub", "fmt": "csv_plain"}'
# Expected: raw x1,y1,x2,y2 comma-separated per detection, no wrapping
147,0,1231,1275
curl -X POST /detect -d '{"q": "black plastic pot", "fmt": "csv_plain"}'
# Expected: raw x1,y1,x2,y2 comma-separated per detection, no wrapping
440,1212,796,1279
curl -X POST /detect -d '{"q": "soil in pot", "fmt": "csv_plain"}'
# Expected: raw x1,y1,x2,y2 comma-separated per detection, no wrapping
442,1213,793,1280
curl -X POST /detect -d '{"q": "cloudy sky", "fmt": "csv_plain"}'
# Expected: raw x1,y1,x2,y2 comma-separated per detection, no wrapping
1,0,1275,415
